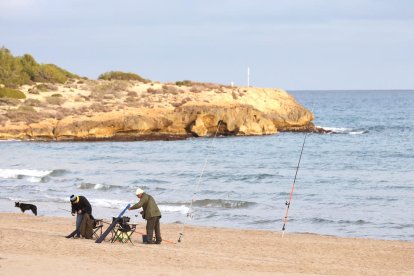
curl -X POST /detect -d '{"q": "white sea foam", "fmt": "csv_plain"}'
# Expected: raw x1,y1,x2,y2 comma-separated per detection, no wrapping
159,205,189,215
90,198,130,209
349,130,366,135
317,126,366,135
317,126,349,133
0,169,53,182
89,198,190,214
77,182,113,190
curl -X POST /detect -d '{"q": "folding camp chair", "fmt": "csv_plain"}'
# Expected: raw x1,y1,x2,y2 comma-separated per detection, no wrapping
92,219,104,240
110,216,137,245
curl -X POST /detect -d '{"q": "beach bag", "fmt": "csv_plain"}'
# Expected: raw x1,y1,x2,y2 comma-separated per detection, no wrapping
80,213,94,239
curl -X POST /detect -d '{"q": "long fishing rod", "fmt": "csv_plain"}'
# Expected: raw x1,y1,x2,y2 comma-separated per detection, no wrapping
281,104,315,237
281,131,308,237
177,120,222,243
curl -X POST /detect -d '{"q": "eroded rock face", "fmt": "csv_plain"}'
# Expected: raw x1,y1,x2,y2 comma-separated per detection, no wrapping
0,81,315,141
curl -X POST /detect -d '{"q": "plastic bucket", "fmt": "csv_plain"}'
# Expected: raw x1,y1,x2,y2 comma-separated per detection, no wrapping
142,235,148,243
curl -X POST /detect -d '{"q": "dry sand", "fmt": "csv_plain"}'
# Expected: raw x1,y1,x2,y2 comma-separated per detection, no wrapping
0,213,413,275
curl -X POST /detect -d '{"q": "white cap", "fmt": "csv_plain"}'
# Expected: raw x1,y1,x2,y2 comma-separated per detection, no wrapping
135,188,144,195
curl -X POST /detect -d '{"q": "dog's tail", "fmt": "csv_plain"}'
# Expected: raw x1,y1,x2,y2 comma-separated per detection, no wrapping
32,206,37,216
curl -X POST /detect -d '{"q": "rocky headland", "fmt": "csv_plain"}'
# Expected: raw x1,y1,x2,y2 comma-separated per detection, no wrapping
0,79,319,141
0,47,321,141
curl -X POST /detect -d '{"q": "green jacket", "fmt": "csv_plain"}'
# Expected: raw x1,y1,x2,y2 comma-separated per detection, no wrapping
130,193,161,220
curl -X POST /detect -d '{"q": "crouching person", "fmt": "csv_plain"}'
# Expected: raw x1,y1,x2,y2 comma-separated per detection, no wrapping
66,194,93,239
129,188,162,244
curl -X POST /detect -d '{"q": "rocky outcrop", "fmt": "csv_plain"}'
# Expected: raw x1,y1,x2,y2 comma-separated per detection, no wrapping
0,81,316,141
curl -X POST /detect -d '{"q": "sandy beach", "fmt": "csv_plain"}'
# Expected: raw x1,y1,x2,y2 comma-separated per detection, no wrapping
0,213,412,275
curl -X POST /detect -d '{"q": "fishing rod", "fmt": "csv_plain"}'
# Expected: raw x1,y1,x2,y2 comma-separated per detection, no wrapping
281,104,315,237
177,120,222,243
281,132,308,237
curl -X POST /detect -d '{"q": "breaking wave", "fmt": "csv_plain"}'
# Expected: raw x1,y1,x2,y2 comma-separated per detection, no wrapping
77,182,124,191
0,169,68,183
90,198,130,209
192,199,256,209
159,205,189,215
317,126,368,135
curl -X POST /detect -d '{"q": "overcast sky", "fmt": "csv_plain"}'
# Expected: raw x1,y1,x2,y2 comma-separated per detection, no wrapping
1,0,413,90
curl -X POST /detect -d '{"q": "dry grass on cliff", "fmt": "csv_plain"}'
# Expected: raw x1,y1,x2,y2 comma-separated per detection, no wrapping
0,78,252,127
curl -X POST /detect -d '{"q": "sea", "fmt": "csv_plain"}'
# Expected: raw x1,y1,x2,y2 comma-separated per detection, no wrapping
1,90,413,241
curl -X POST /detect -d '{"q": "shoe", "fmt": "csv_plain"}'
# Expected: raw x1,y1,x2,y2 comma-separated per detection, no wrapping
155,239,162,244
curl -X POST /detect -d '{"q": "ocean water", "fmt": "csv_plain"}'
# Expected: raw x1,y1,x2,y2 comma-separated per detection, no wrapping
0,90,413,241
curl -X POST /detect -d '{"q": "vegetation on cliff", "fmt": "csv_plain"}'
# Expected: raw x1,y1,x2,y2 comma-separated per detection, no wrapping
0,47,315,140
98,71,148,82
0,47,79,88
0,87,26,99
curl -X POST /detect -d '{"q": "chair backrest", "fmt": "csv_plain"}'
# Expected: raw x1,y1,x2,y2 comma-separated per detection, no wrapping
93,219,103,229
112,216,131,231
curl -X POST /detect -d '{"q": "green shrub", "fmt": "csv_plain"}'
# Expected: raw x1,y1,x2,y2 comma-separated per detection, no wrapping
0,47,79,87
0,87,26,99
33,64,77,83
51,93,62,97
175,80,193,86
98,71,148,82
35,84,51,92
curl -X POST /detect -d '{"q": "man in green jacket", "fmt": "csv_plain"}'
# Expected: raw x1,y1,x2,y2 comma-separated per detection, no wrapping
129,188,162,244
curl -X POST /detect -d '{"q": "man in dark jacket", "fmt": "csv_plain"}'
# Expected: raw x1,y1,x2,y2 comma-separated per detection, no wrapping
66,195,92,238
129,188,162,244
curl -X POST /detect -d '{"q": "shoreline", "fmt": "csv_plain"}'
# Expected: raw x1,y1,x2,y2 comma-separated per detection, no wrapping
0,212,413,275
3,206,412,243
0,127,331,142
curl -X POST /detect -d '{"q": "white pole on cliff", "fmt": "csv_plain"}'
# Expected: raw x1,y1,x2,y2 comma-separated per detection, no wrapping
247,66,250,87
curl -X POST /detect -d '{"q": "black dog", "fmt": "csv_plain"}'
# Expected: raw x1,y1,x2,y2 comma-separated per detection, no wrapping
15,202,37,216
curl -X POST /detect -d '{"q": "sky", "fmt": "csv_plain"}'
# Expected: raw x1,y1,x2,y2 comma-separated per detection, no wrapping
0,0,413,90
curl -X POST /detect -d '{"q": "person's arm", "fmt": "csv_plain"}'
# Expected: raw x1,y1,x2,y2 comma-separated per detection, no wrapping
129,196,147,210
71,203,75,215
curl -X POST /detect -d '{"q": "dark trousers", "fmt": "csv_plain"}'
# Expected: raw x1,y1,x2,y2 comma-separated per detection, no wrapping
75,213,84,236
146,216,161,243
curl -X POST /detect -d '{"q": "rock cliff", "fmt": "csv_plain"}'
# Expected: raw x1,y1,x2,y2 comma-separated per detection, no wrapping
0,80,316,141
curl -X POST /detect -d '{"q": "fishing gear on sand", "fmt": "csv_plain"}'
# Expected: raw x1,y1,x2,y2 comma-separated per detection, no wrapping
96,204,131,243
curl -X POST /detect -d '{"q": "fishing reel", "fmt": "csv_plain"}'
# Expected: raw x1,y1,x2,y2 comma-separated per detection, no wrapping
285,201,290,207
177,233,183,243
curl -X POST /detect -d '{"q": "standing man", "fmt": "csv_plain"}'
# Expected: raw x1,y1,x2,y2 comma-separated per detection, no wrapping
129,188,162,244
66,194,92,238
